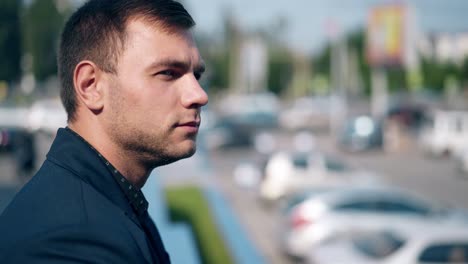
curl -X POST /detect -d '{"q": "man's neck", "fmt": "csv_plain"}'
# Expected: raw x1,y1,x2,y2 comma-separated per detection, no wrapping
67,123,150,189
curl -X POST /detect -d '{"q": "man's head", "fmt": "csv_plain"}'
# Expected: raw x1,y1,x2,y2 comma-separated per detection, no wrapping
59,0,208,168
59,0,196,122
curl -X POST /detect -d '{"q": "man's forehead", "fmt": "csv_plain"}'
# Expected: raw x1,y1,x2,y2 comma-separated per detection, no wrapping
121,19,203,69
124,19,195,45
125,17,194,41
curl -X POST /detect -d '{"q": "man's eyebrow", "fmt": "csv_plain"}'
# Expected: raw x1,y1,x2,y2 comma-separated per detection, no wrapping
147,59,205,74
147,59,189,71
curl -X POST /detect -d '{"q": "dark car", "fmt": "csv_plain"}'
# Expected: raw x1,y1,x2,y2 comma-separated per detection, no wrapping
386,103,429,132
200,116,254,149
0,127,36,178
339,116,383,152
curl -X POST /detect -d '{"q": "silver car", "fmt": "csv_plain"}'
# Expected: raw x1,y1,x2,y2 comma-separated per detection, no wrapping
280,186,454,259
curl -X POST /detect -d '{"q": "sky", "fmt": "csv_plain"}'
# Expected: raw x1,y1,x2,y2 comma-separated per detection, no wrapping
68,0,468,55
182,0,468,54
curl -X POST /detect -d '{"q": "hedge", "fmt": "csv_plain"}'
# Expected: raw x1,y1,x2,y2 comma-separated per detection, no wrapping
165,186,234,264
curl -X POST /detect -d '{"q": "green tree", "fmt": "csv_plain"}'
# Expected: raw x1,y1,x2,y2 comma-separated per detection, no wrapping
460,57,468,87
22,0,64,82
0,0,22,83
347,29,372,95
267,48,293,95
387,66,407,91
206,51,230,92
312,44,331,80
421,58,461,91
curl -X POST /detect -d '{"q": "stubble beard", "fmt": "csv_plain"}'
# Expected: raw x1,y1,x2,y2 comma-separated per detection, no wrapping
117,125,198,168
106,87,197,169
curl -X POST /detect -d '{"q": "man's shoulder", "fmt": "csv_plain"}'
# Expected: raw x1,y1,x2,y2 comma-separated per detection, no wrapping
1,159,85,219
0,160,126,247
0,161,85,244
0,162,149,263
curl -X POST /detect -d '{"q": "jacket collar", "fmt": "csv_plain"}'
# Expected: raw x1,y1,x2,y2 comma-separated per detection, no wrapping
46,128,138,222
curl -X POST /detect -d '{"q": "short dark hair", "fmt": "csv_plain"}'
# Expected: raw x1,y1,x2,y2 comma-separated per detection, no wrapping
58,0,195,122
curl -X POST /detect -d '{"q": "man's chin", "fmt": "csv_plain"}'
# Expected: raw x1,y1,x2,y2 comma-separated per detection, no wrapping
181,144,197,159
157,144,197,167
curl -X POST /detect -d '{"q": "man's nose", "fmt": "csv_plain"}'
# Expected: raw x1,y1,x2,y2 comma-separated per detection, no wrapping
181,75,208,108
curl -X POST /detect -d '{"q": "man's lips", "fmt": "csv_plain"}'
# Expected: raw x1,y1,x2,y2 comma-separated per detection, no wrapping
177,121,200,127
176,121,201,133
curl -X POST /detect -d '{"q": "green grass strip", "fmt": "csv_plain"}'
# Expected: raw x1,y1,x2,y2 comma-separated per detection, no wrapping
165,186,234,264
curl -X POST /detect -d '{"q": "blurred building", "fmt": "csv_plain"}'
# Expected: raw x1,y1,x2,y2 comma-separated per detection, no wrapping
238,36,268,94
419,32,468,64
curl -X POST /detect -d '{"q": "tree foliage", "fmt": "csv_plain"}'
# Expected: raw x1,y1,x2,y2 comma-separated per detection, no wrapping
313,28,468,95
22,0,64,82
0,0,22,83
267,49,294,95
421,58,461,90
206,51,230,92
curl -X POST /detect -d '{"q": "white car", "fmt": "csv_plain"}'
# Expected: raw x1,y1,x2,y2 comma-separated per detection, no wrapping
280,186,452,259
307,223,468,264
279,96,331,131
0,106,30,129
259,151,381,202
28,98,67,135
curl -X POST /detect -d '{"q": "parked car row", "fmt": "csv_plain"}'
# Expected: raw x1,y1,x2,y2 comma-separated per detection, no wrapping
307,222,468,264
279,185,468,260
259,150,382,202
238,130,468,262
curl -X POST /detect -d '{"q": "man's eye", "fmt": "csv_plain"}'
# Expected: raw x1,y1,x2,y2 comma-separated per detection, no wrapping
156,70,182,80
158,70,175,77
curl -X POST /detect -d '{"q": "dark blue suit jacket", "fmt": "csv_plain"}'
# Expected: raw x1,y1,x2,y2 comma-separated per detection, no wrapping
0,128,161,263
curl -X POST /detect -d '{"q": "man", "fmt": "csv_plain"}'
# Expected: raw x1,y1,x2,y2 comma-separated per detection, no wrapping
0,0,208,263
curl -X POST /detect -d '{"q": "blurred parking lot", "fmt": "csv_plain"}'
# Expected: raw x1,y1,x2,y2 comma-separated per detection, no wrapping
206,127,468,264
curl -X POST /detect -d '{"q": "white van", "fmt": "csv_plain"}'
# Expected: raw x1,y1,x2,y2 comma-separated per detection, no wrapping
419,110,468,157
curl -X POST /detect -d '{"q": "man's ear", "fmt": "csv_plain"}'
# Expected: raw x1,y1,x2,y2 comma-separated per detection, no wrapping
73,61,105,112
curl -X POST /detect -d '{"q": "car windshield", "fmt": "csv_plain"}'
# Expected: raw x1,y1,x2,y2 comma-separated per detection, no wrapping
332,191,432,215
419,243,468,262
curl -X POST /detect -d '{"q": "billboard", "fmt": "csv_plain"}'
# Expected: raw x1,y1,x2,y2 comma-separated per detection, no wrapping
366,4,410,67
